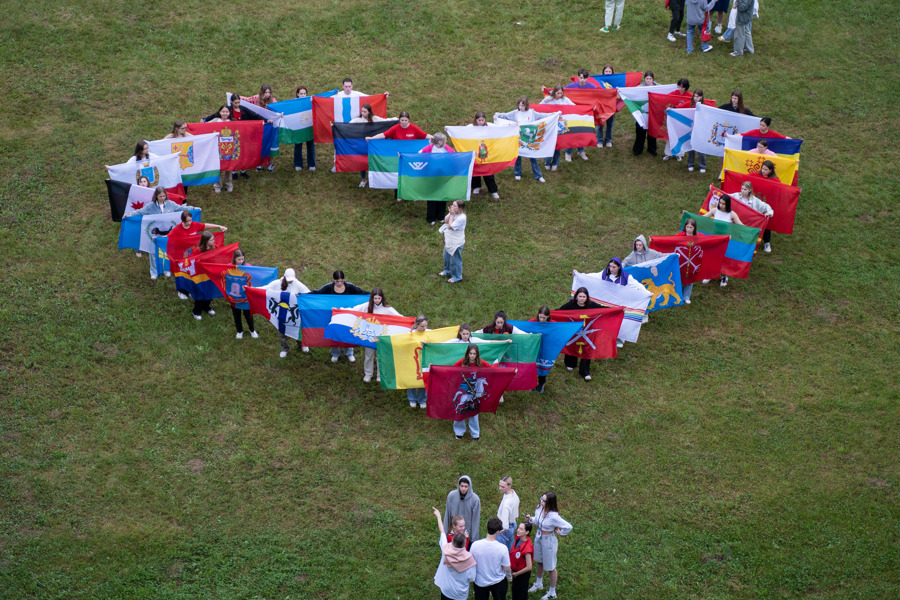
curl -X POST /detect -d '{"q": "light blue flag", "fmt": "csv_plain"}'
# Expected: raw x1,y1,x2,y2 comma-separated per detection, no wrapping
507,320,584,376
624,253,684,312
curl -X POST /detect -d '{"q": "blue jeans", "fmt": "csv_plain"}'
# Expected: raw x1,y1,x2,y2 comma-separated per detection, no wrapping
597,114,615,145
453,415,480,438
686,23,710,53
687,151,706,170
682,283,693,302
443,246,463,282
407,387,427,407
514,157,541,179
293,141,316,168
565,147,585,156
496,522,516,550
545,150,561,168
330,347,354,359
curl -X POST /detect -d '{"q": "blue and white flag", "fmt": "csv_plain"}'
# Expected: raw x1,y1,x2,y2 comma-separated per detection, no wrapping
118,209,200,253
665,107,695,155
508,320,585,377
691,103,762,157
623,253,684,312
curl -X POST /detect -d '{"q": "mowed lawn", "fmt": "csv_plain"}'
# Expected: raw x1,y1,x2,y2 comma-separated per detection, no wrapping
1,0,898,598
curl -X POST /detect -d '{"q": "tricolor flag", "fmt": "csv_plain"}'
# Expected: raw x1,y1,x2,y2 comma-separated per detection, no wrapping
324,309,416,349
531,104,596,150
549,307,625,360
445,124,519,177
648,92,692,140
397,151,475,201
333,122,396,172
617,84,679,128
690,104,763,157
543,86,618,125
186,121,265,171
297,294,370,348
245,286,301,340
146,133,221,187
173,242,239,301
117,209,200,253
623,254,685,312
723,170,800,234
267,96,319,145
193,262,279,310
723,134,803,160
470,333,542,391
367,139,431,189
376,326,460,389
106,179,156,222
665,107,695,156
649,234,729,285
571,271,654,343
425,365,516,421
107,153,184,196
721,148,799,186
496,112,559,159
700,185,770,244
313,93,388,143
682,212,761,279
507,320,584,377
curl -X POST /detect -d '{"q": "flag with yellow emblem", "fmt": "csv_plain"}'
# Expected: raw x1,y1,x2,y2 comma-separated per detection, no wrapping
445,124,518,176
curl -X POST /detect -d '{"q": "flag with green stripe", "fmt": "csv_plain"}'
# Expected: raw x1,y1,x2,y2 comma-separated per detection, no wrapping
397,151,475,201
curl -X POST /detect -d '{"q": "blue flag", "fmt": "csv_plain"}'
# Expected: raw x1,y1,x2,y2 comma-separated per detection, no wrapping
507,320,584,376
623,253,685,312
224,266,279,310
153,236,169,276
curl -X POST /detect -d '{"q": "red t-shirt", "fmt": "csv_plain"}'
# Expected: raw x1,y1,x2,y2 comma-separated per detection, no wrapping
509,536,534,572
176,221,204,236
446,533,471,551
384,123,427,140
742,128,787,139
453,358,491,368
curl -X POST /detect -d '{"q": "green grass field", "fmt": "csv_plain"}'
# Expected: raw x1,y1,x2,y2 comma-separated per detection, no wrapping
1,0,898,598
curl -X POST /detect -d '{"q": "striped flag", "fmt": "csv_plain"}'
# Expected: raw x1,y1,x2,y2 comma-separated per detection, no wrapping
571,271,653,344
700,185,770,245
532,104,597,150
325,310,416,349
297,294,370,348
724,134,803,160
376,326,460,389
647,92,692,140
445,124,518,177
470,332,542,391
682,212,761,279
332,121,396,172
117,209,200,253
397,151,475,201
105,179,156,222
313,93,388,143
107,153,183,192
367,138,431,189
543,86,619,124
723,170,801,234
665,107,695,155
495,112,559,159
146,133,221,186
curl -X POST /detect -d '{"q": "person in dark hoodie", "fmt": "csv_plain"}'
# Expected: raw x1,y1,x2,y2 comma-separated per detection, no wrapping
445,476,482,543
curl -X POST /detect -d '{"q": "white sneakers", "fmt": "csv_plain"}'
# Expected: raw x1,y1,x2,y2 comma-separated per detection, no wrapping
348,355,356,363
515,175,522,181
579,151,588,161
538,177,546,183
280,351,288,358
541,591,557,599
605,142,612,148
331,356,339,363
250,330,258,338
699,168,706,174
193,314,202,321
685,298,691,304
302,346,309,352
491,193,500,199
528,583,543,593
359,180,367,188
764,243,771,253
616,340,624,349
564,153,572,162
667,32,676,42
295,166,302,171
309,166,316,171
472,187,481,195
207,310,215,316
235,332,243,339
150,274,158,280
178,292,188,300
409,401,417,408
363,375,372,383
584,375,592,381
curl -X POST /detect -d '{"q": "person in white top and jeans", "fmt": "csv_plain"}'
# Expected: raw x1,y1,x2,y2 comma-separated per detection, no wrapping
496,476,520,550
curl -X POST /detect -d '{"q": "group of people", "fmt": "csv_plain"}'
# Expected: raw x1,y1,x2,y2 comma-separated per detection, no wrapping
434,475,573,600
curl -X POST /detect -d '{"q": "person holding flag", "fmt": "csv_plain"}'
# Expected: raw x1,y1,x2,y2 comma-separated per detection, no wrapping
718,89,754,115
167,211,228,298
311,270,369,361
230,249,258,340
345,103,395,187
730,180,775,252
407,315,431,409
451,344,493,440
419,132,455,226
600,258,647,347
662,78,690,162
596,64,617,148
632,71,659,157
292,86,316,172
703,195,744,287
674,218,699,304
352,288,402,383
190,232,218,320
557,288,602,381
680,89,709,173
164,120,189,139
539,84,575,171
469,111,501,199
495,97,546,183
265,269,311,358
206,105,235,193
743,117,790,139
562,73,593,162
245,84,278,172
124,188,201,280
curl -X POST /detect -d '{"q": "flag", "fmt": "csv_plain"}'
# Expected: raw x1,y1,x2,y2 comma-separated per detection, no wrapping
420,340,513,390
268,91,340,145
507,320,584,376
245,286,301,340
589,72,643,89
571,271,653,343
549,307,625,360
153,236,169,275
324,310,416,349
496,112,559,159
665,107,696,155
471,333,541,391
542,87,618,125
531,104,596,150
145,133,221,186
648,92,692,140
721,148,799,186
106,180,155,222
186,121,265,171
333,121,396,172
107,153,183,195
173,242,239,301
681,212,761,279
445,124,519,177
425,366,516,421
367,139,431,189
648,234,729,284
297,294,370,348
375,326,459,389
700,185,770,244
617,84,679,128
397,151,475,201
723,170,800,234
313,93,388,143
690,104,763,157
117,209,200,253
193,262,279,309
166,225,225,295
723,134,803,160
623,254,685,312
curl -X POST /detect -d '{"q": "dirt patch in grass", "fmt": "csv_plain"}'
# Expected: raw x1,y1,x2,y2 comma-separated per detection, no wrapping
867,478,888,487
701,552,726,564
186,459,205,474
93,342,120,359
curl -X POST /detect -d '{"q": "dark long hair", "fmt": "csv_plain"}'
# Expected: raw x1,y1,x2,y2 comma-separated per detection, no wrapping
259,84,273,108
537,305,551,320
543,491,559,514
682,217,698,235
198,231,214,252
761,160,777,178
718,194,733,213
731,89,747,114
366,287,390,313
573,286,590,306
133,141,149,161
360,103,374,123
461,344,482,366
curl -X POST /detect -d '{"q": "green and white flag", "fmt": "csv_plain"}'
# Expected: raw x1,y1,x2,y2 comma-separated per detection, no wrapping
617,84,679,129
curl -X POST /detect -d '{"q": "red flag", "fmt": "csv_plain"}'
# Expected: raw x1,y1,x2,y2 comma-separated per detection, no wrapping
649,235,729,284
723,170,800,235
700,185,770,245
186,121,264,171
531,104,597,150
648,91,692,139
165,223,225,276
313,94,388,143
426,365,516,421
543,86,618,125
550,307,624,360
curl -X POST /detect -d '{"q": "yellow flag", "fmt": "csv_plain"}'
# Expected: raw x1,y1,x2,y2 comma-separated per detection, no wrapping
721,148,798,186
377,326,459,389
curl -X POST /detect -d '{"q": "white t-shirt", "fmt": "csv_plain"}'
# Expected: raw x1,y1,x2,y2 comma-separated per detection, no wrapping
470,538,510,587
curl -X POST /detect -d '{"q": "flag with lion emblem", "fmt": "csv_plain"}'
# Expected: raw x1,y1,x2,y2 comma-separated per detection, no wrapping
623,254,684,312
